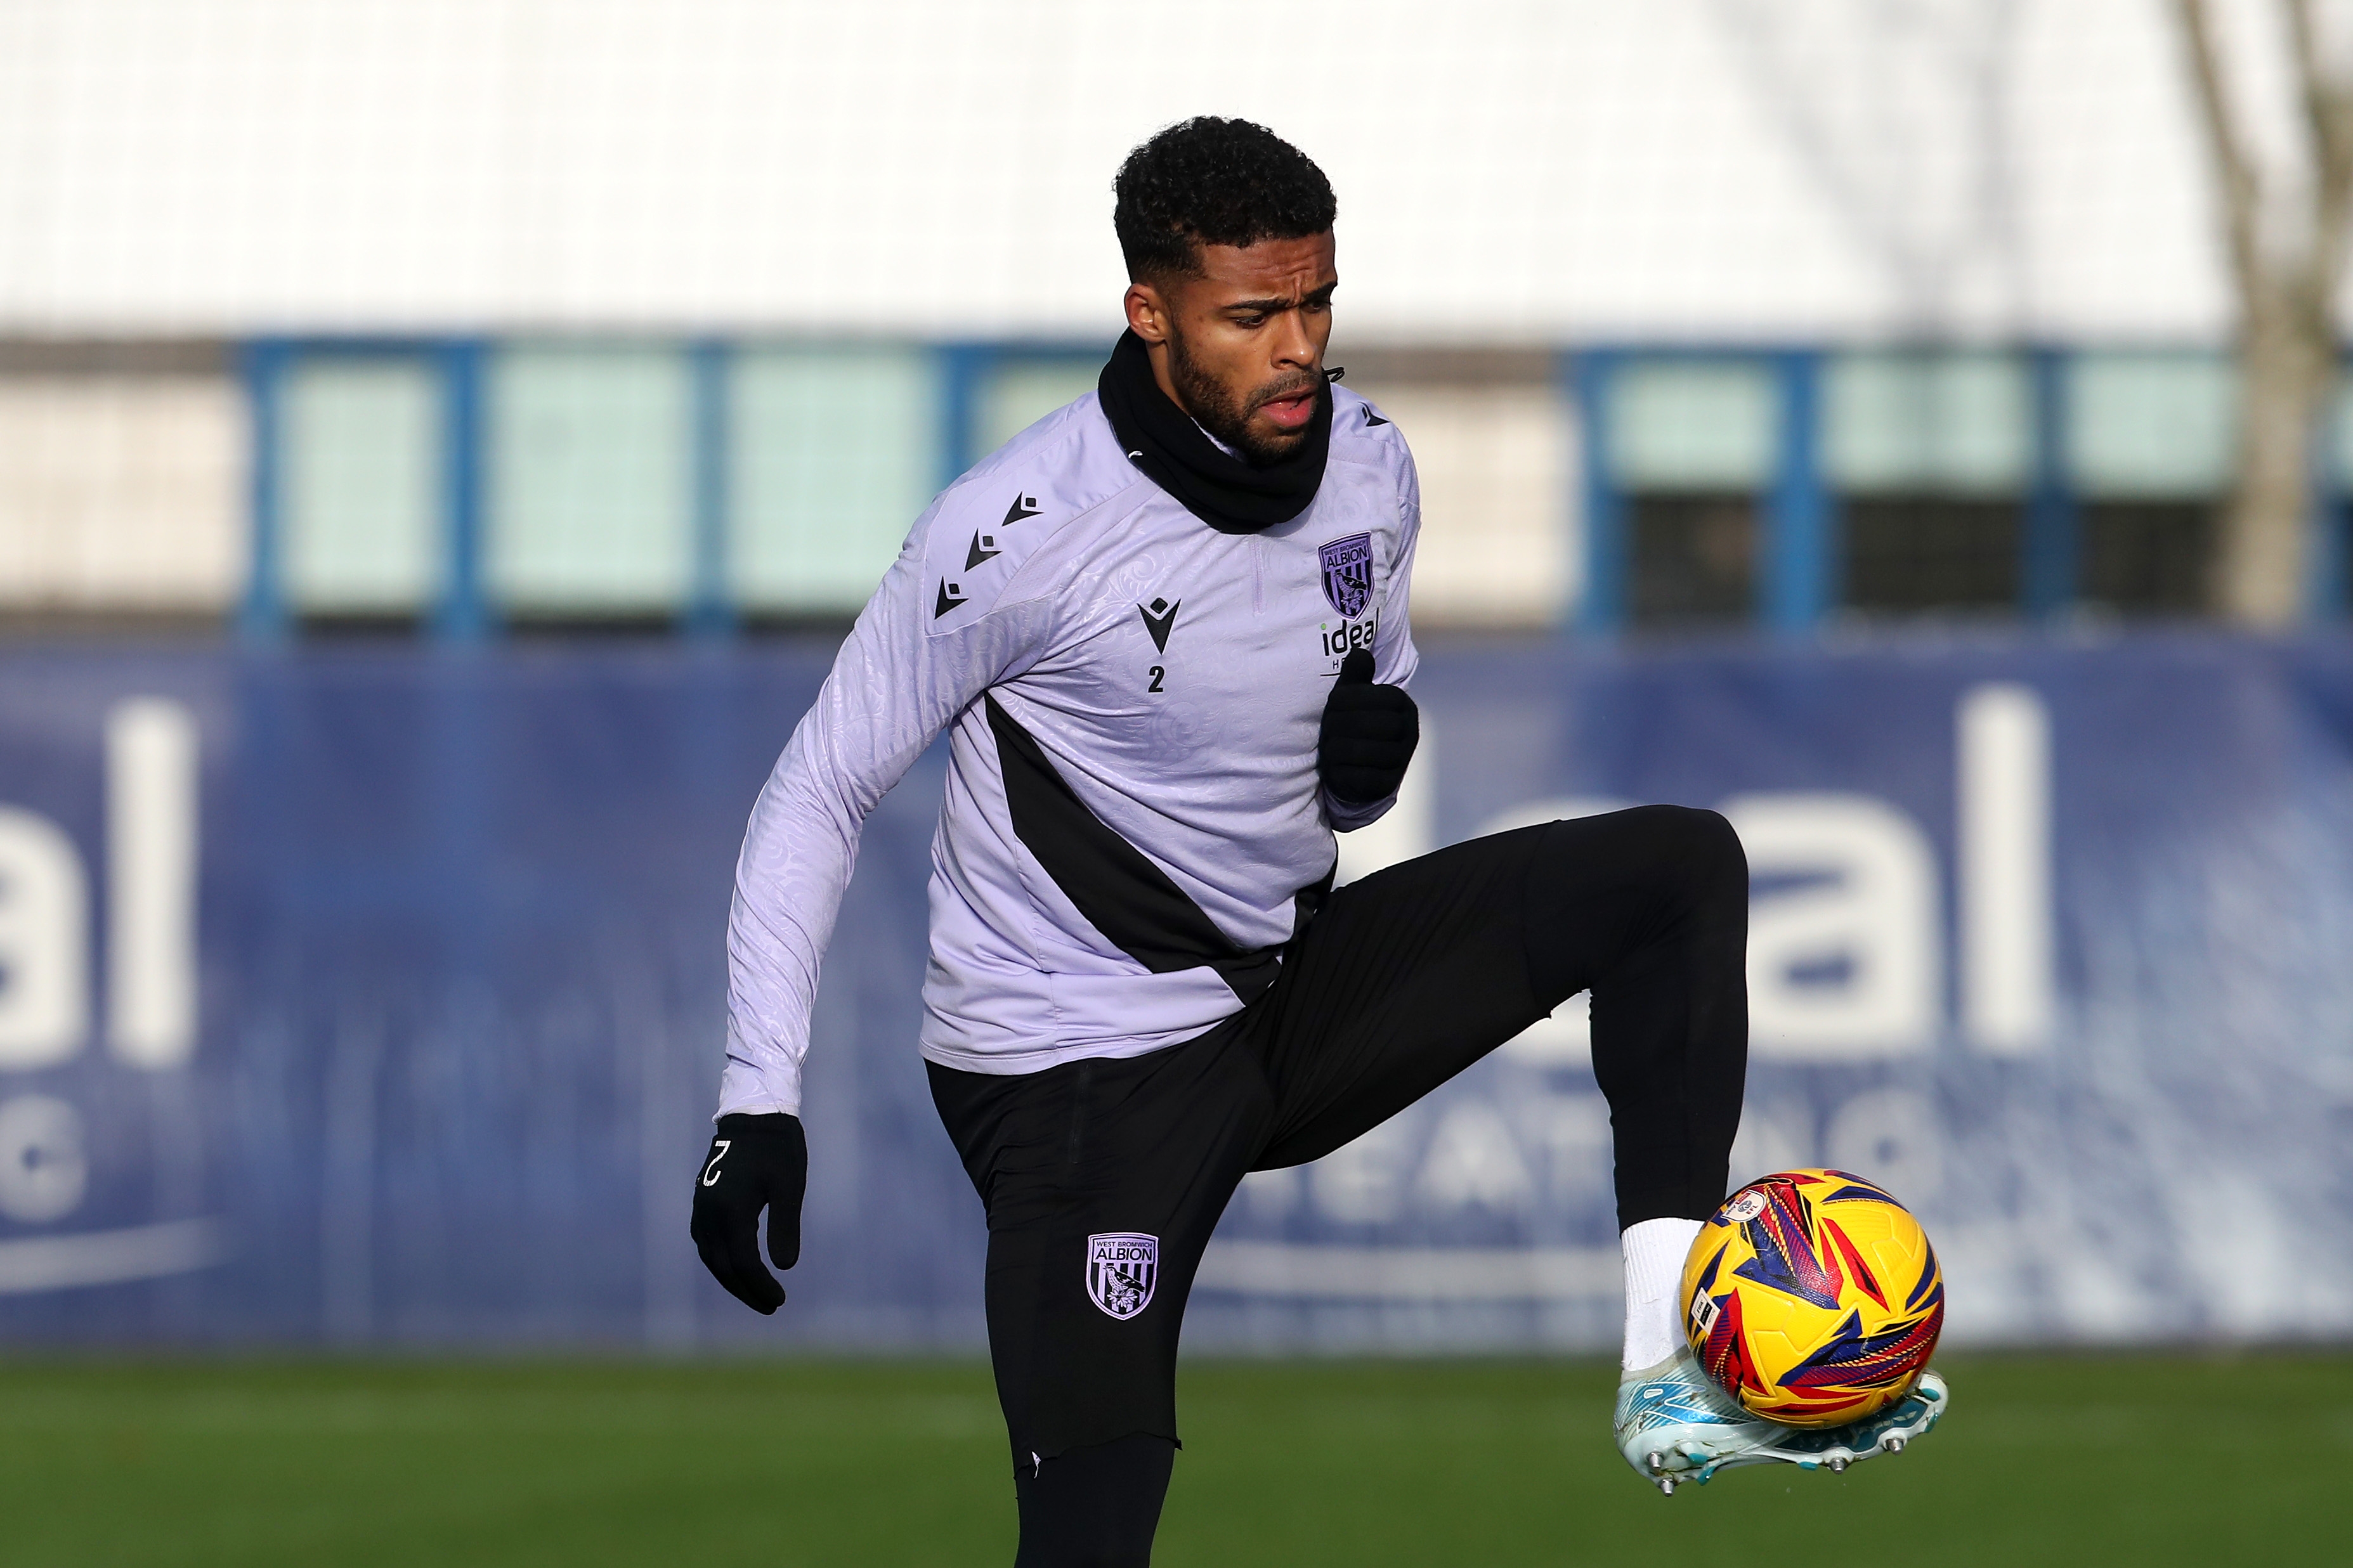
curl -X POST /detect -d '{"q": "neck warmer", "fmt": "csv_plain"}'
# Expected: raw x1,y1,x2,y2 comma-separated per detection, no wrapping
1095,328,1332,535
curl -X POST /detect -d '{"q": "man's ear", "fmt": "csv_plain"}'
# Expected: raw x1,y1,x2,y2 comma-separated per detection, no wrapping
1124,280,1172,344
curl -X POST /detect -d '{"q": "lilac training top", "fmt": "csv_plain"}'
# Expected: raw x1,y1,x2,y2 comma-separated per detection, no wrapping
719,385,1421,1118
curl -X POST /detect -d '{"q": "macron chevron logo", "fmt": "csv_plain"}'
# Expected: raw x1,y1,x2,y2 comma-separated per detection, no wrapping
1137,597,1179,652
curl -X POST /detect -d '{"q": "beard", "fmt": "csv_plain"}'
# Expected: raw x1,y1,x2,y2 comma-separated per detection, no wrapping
1166,328,1320,467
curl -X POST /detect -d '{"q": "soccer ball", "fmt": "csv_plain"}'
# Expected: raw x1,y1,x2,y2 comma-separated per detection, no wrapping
1681,1169,1944,1429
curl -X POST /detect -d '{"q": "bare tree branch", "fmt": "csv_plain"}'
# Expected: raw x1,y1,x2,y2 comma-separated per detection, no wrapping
2174,0,2267,301
2290,0,2353,311
2173,0,2330,623
1705,0,2026,331
2287,0,2342,169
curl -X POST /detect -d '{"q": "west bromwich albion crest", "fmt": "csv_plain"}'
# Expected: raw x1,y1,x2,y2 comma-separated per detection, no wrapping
1085,1232,1159,1320
1319,533,1374,620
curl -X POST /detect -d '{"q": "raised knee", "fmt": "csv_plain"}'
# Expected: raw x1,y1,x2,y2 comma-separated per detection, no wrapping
1631,804,1747,899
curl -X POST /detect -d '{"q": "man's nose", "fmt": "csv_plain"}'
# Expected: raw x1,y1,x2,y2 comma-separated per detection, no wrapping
1271,309,1315,368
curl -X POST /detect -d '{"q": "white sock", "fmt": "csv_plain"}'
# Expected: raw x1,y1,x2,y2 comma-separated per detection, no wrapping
1620,1217,1704,1371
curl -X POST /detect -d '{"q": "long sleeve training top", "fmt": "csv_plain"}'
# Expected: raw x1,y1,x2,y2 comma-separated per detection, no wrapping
719,384,1421,1118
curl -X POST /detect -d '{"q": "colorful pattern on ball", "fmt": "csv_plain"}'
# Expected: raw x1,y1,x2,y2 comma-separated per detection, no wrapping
1681,1169,1943,1428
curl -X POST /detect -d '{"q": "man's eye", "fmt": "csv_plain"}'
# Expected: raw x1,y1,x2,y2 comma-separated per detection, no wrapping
1235,316,1266,330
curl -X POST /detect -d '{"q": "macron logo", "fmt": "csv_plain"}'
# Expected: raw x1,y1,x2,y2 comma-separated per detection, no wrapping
1137,597,1179,652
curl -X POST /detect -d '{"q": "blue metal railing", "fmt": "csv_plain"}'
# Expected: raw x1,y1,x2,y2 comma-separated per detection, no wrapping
238,336,2351,645
237,340,291,645
1566,349,1625,640
433,339,490,645
1569,344,1842,637
1763,349,1836,636
2021,345,2079,623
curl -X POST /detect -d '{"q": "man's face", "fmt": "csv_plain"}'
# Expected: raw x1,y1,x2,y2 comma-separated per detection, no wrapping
1124,231,1338,465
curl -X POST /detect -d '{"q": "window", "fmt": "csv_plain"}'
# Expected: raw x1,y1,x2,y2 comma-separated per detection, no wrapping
282,358,439,619
731,346,935,617
488,344,692,619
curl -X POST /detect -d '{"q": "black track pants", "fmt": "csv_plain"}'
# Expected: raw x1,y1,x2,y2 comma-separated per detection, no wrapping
1009,1434,1175,1568
929,806,1750,1553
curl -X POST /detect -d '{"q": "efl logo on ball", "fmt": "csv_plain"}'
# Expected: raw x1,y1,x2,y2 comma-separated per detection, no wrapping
1085,1232,1159,1320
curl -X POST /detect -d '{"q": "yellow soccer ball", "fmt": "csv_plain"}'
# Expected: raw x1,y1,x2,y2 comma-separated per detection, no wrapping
1681,1169,1945,1429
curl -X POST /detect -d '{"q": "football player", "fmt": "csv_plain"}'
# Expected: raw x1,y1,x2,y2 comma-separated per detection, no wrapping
691,116,1937,1563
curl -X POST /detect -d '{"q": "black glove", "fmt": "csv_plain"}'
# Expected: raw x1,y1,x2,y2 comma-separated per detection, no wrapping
690,1112,807,1315
1318,649,1419,807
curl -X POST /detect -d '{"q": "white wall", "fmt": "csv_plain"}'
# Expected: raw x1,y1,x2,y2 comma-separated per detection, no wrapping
0,0,2259,342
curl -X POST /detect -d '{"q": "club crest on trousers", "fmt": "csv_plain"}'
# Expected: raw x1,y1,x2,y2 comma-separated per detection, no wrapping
1319,533,1374,620
1085,1233,1159,1320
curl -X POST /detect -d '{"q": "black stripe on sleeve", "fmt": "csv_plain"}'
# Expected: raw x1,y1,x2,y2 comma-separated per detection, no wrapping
984,693,1288,1002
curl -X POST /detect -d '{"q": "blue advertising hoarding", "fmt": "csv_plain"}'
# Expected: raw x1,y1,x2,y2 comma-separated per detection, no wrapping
0,635,2347,1349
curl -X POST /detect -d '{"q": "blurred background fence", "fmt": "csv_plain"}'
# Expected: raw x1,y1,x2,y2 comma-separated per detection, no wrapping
5,335,2349,637
5,0,2353,1351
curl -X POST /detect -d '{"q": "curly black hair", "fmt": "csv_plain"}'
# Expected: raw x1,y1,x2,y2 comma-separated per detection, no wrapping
1112,117,1336,282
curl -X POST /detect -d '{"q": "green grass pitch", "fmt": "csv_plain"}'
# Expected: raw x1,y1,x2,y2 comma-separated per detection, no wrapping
0,1352,2342,1565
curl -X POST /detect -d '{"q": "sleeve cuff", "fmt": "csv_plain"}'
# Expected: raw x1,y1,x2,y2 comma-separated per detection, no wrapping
1323,786,1398,834
716,1056,802,1122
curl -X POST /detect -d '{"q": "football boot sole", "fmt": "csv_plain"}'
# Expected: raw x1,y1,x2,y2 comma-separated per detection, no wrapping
1616,1354,1948,1495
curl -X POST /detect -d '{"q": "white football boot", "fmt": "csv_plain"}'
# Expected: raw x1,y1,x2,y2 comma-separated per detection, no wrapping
1613,1346,1948,1494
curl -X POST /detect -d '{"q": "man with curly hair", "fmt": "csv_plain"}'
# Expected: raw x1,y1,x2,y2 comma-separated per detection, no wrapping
691,117,1941,1564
